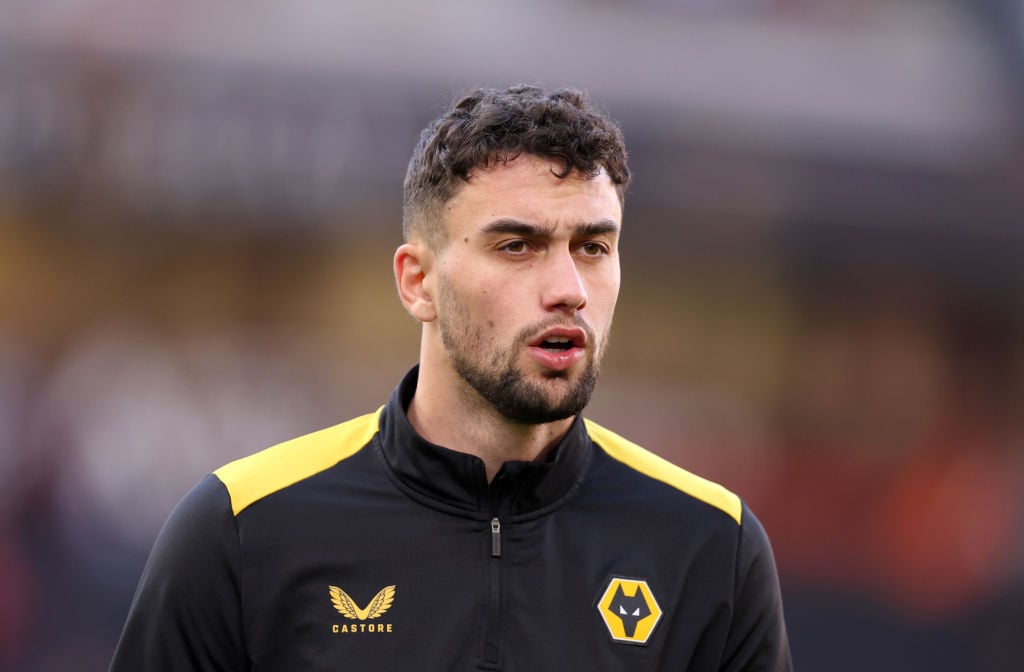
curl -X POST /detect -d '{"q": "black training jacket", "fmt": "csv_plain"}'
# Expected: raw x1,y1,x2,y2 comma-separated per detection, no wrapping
110,367,791,671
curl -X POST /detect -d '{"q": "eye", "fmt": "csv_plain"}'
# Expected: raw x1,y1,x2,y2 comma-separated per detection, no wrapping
498,240,531,255
577,241,609,257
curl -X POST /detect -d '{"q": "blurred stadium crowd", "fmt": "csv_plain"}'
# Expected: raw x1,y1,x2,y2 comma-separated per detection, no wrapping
2,0,1024,670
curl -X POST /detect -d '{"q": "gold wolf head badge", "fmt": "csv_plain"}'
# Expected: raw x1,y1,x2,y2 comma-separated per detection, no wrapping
596,577,662,645
329,585,396,620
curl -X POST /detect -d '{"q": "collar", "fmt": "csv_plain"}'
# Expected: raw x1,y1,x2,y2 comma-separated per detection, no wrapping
376,366,593,518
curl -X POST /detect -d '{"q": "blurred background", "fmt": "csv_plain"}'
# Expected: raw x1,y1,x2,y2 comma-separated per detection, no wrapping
1,0,1023,670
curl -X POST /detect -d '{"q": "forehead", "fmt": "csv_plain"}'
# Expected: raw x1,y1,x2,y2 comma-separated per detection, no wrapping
443,155,622,231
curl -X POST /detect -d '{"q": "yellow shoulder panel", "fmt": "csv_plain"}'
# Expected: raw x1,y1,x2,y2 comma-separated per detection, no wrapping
584,419,742,525
214,408,383,516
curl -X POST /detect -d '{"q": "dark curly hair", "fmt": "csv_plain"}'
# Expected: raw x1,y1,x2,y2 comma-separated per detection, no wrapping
402,85,631,248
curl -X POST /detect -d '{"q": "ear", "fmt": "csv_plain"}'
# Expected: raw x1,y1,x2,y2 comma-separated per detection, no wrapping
394,242,437,322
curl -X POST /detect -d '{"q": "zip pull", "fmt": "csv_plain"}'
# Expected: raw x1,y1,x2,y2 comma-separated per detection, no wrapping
490,517,501,557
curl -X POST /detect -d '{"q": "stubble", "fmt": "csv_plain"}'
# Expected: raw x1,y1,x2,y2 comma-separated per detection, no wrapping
436,277,604,425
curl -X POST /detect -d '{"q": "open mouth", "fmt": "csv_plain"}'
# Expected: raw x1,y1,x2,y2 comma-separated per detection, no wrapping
539,337,575,351
528,328,588,370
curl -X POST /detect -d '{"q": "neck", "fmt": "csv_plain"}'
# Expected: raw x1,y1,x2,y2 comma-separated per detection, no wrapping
407,360,574,483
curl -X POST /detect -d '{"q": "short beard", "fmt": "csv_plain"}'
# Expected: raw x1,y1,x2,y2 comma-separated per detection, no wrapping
451,344,600,425
438,303,603,425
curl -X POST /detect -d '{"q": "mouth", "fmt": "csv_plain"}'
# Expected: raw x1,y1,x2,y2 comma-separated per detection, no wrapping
539,337,574,351
530,328,587,351
526,326,589,372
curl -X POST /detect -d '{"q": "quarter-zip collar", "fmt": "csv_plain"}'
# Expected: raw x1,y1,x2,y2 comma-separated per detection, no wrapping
376,366,592,518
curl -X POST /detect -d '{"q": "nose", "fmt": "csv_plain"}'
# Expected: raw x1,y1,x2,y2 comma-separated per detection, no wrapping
542,249,588,312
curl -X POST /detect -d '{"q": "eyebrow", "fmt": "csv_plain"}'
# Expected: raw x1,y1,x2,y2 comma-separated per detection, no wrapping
480,218,619,237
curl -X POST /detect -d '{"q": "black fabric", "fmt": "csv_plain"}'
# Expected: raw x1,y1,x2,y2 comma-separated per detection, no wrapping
109,475,247,671
110,367,791,671
376,367,592,517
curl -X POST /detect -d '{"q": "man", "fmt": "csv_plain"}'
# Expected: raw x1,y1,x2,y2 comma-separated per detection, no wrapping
110,85,792,671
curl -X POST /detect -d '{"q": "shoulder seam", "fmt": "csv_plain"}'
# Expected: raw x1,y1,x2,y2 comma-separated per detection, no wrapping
213,408,383,516
584,418,743,525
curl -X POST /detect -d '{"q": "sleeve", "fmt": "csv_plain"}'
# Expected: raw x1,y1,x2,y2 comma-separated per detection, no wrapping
721,504,793,672
109,474,249,672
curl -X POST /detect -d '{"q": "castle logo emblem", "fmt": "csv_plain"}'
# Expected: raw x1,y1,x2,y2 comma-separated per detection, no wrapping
596,577,662,645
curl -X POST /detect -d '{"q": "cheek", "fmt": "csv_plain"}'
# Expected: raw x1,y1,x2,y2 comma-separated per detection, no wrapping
589,273,620,316
439,276,501,337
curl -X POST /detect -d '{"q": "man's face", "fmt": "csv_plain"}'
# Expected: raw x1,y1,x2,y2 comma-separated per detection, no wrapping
431,154,622,424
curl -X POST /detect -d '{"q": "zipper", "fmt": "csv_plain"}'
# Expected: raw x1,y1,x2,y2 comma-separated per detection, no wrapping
481,516,503,668
490,517,501,557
